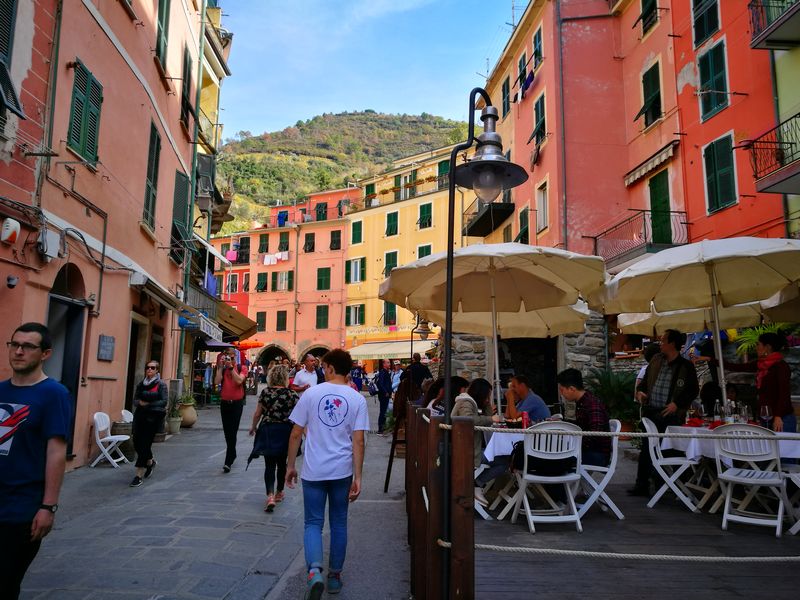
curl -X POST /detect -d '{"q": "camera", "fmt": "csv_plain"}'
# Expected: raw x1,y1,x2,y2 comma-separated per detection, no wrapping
7,275,18,289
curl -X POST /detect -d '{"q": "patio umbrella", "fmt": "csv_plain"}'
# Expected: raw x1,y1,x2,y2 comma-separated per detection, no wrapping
379,243,606,413
616,302,764,336
601,237,800,399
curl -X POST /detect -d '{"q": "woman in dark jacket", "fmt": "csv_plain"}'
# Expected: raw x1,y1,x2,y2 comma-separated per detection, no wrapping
376,358,394,435
130,360,168,487
249,364,298,512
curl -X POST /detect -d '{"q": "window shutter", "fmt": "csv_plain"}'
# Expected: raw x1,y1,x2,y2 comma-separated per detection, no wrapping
345,307,352,326
704,143,719,210
0,0,17,66
156,0,171,67
271,271,278,291
68,63,89,151
693,0,719,46
84,76,103,162
714,137,735,208
710,43,727,112
394,175,401,201
359,304,365,325
438,160,450,176
172,171,190,233
360,258,366,281
345,260,351,284
143,123,160,227
287,270,294,291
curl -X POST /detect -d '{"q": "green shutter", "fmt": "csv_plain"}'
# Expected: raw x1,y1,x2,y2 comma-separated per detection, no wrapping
257,272,267,291
419,203,432,228
317,267,330,290
502,77,510,117
68,61,102,163
714,136,735,209
394,175,401,201
641,63,660,127
271,271,278,291
276,311,286,331
156,0,170,67
345,260,351,284
360,257,366,281
259,233,268,252
648,170,672,244
385,251,397,275
352,221,362,244
386,213,398,236
172,171,190,233
359,304,365,325
642,0,657,32
693,0,719,47
287,270,294,291
418,244,431,259
438,160,450,176
256,312,266,332
0,0,16,66
699,42,727,119
518,53,527,86
365,183,375,196
143,122,160,228
345,306,352,326
533,29,542,66
533,95,545,145
181,46,191,100
316,305,328,329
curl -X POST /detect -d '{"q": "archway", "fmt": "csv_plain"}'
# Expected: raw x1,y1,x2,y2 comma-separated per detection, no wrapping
300,345,330,361
257,344,290,366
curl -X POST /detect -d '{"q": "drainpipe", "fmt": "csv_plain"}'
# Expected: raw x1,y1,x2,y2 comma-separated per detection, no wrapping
556,0,568,249
37,0,62,208
292,223,300,359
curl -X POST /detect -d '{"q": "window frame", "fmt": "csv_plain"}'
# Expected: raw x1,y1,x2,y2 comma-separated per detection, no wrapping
256,272,268,292
258,233,269,253
383,301,397,326
67,59,103,164
532,93,546,146
703,133,737,214
501,77,510,117
276,310,287,332
417,244,432,259
536,181,548,233
227,272,238,294
330,229,342,250
256,311,266,332
385,211,398,237
518,52,527,89
634,61,662,128
156,0,171,69
317,266,331,291
304,232,315,253
278,231,289,252
142,121,161,229
698,39,728,121
383,250,398,276
315,305,329,329
345,257,366,284
692,0,720,48
351,220,363,244
418,203,432,229
532,27,543,69
243,272,250,292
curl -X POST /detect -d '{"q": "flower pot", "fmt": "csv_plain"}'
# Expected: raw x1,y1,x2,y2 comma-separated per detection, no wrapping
167,416,182,434
618,420,635,441
179,403,198,428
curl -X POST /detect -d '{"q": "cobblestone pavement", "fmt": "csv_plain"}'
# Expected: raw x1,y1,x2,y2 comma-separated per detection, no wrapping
21,390,409,599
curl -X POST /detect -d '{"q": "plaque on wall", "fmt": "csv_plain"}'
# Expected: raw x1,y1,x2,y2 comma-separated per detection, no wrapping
97,334,115,362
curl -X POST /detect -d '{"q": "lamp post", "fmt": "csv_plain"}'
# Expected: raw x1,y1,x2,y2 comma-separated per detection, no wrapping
440,88,527,595
409,313,431,362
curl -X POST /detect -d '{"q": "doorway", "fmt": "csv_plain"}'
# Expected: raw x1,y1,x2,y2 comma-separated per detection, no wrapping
125,314,150,412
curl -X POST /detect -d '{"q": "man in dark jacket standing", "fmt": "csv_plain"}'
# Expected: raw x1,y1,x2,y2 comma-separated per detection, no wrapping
376,359,393,435
629,329,699,496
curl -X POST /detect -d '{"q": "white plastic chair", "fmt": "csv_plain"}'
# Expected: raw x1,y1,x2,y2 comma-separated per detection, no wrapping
577,419,625,520
89,411,131,468
473,465,492,520
511,421,583,534
714,423,788,537
785,468,800,536
120,409,134,423
641,417,700,512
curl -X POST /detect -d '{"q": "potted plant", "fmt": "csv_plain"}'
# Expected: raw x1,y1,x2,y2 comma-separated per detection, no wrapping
585,368,639,440
167,396,183,435
177,392,198,428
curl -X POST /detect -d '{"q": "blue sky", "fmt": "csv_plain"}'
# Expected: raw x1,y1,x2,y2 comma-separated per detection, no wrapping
220,0,519,136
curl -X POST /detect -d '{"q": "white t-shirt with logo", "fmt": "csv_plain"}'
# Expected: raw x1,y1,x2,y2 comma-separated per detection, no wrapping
289,381,369,481
292,368,319,396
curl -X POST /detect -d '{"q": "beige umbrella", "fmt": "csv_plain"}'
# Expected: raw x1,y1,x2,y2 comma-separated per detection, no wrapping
617,302,764,336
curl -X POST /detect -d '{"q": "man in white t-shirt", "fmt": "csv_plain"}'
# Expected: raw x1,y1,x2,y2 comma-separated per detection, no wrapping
291,354,319,397
286,349,369,599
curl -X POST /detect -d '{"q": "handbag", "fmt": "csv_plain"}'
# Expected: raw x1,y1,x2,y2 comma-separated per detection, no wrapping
367,378,379,396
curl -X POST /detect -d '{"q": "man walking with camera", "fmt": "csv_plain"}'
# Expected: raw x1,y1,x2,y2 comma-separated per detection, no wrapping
215,347,248,473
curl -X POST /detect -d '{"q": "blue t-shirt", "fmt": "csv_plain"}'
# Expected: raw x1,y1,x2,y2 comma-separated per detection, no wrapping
517,390,550,422
0,378,73,523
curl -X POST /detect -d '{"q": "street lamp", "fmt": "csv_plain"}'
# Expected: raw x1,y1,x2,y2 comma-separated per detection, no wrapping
409,313,431,362
440,88,528,594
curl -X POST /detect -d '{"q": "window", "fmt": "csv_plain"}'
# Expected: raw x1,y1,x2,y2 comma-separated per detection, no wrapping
315,203,328,221
532,28,543,68
518,52,527,88
221,242,230,255
179,46,193,128
532,94,546,146
501,77,510,117
516,208,529,244
638,0,658,35
699,41,728,120
394,174,402,201
503,224,512,243
315,305,329,329
351,221,362,244
271,270,294,292
304,232,315,253
156,0,170,68
345,304,366,326
227,273,238,293
634,63,661,128
236,236,250,264
365,183,375,199
0,0,25,122
142,122,161,229
438,160,450,190
536,183,548,232
277,210,289,226
386,212,398,236
278,231,289,252
317,267,331,290
243,273,250,292
170,171,191,263
214,275,222,298
258,233,268,253
276,311,287,331
330,230,342,250
401,169,417,200
256,311,266,332
383,301,397,326
67,60,103,164
418,244,432,259
256,272,267,292
345,257,366,284
384,251,398,276
704,135,736,212
693,0,719,47
418,203,432,229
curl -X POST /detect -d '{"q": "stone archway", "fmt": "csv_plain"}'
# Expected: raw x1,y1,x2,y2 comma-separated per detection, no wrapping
300,345,330,361
256,344,290,366
51,263,86,300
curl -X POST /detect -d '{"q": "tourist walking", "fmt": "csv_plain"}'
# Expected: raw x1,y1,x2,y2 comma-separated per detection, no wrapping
375,359,393,435
0,323,72,600
285,349,368,598
129,360,168,487
215,347,248,473
248,364,298,512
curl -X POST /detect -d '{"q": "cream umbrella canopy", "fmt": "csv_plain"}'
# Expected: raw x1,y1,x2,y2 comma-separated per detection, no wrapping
616,302,764,336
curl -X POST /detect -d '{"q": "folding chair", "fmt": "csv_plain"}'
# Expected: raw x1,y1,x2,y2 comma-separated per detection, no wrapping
785,468,800,535
473,465,492,520
577,419,624,520
641,417,699,512
89,411,131,468
714,423,789,537
120,409,134,423
511,421,583,534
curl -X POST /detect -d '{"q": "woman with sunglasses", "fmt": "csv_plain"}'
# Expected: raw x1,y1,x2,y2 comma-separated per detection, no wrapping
130,361,168,487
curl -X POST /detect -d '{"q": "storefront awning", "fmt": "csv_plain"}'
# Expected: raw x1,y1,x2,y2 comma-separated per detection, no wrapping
216,300,257,340
348,339,435,360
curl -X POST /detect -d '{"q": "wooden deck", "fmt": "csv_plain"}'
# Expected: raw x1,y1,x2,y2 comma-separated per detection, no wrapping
474,449,799,599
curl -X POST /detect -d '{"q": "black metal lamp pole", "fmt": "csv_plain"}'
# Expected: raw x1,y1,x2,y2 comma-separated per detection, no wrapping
440,87,528,597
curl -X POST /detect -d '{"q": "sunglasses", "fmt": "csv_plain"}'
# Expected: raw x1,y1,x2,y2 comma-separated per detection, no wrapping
146,365,158,370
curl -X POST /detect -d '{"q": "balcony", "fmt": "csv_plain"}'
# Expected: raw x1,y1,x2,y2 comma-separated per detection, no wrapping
198,106,222,151
187,283,218,321
462,198,515,238
231,250,250,265
750,0,800,48
592,209,688,271
746,110,800,194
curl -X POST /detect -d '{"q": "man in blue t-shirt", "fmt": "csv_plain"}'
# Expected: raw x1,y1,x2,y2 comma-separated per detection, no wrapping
0,323,72,600
504,374,550,422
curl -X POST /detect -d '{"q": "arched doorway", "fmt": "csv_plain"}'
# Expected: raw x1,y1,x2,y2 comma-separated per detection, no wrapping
46,264,88,457
301,346,330,360
256,344,290,366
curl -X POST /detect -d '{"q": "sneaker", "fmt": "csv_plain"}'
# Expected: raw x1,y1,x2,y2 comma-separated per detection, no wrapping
304,571,324,600
265,494,276,513
327,573,343,595
274,491,285,503
223,465,231,474
474,487,489,507
129,476,143,488
144,460,157,479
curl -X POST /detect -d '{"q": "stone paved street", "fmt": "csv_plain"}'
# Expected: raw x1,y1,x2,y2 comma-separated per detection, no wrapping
21,391,409,600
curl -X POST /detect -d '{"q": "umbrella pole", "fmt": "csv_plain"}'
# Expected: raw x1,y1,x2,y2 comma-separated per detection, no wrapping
489,267,502,416
707,268,728,406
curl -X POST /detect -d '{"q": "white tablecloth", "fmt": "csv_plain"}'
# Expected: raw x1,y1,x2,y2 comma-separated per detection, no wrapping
483,431,525,461
661,426,800,460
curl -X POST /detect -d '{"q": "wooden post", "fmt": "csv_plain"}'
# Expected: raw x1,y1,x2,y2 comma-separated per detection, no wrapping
425,415,444,600
406,408,420,598
450,417,475,599
411,409,430,600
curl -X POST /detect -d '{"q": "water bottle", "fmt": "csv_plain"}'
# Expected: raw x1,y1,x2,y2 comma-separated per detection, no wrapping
713,399,722,421
724,402,734,425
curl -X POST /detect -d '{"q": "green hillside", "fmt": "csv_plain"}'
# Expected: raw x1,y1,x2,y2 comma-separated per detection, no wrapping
216,111,468,232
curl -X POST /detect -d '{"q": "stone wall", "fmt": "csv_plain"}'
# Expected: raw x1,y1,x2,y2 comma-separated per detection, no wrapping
448,334,489,381
562,313,607,375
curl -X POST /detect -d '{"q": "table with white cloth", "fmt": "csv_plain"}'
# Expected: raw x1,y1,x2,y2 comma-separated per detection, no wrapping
483,430,525,462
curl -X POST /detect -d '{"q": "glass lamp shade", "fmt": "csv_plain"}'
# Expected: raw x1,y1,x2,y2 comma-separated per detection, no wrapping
472,168,503,203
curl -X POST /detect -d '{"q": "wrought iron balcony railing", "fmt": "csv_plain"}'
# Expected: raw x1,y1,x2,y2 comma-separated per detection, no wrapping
746,110,800,181
749,0,800,44
187,282,218,320
198,106,221,150
592,209,688,265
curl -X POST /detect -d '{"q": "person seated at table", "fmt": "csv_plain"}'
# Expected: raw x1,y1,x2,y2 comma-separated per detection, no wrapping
426,376,468,417
451,378,501,506
504,375,550,422
629,329,699,497
556,368,611,467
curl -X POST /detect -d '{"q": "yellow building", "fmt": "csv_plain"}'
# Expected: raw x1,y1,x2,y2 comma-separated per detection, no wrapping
345,145,470,362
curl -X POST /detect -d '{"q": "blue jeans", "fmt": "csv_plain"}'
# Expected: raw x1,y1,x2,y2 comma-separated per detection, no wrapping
302,477,352,574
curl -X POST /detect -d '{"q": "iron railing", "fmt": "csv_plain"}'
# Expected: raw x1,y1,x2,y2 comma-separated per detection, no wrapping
592,209,688,263
746,110,800,181
187,282,218,320
198,106,221,149
749,0,800,41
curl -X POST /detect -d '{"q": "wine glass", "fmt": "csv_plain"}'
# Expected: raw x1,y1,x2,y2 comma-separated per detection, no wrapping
696,404,706,424
760,405,772,429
